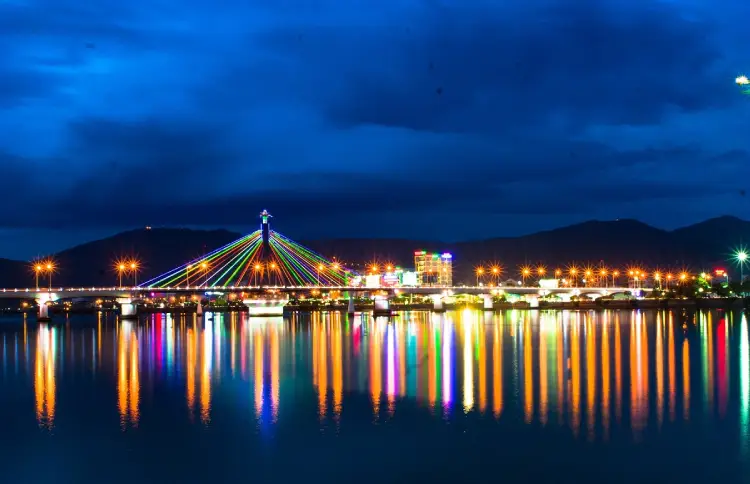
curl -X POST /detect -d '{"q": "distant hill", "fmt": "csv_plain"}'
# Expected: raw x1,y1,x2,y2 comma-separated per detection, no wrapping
0,217,745,286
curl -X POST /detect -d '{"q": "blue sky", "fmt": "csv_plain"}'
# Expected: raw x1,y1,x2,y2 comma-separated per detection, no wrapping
1,0,749,259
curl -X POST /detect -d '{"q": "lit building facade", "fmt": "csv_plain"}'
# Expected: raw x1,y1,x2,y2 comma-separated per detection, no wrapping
414,251,453,286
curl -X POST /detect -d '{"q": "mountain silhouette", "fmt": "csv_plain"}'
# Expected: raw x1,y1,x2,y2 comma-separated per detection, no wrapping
0,217,745,287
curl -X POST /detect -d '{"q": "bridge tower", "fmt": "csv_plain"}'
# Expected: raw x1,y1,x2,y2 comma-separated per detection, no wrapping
260,209,272,251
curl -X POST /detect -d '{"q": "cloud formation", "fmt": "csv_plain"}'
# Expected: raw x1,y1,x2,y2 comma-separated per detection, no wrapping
0,0,747,257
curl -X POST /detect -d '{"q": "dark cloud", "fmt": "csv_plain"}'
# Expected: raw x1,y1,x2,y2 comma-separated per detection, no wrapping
260,0,729,134
0,0,746,256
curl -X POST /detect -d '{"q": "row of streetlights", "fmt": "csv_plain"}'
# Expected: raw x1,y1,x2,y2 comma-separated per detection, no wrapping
32,261,55,290
115,259,141,287
31,258,143,289
474,264,715,288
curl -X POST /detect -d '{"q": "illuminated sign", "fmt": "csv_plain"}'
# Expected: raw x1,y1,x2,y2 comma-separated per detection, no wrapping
382,274,399,286
365,275,381,288
538,279,559,289
441,253,452,259
401,272,419,286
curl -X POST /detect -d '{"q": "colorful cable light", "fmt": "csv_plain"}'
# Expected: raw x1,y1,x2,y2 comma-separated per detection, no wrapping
139,227,356,288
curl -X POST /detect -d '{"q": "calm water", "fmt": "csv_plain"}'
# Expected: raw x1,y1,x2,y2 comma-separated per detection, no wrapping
1,309,749,482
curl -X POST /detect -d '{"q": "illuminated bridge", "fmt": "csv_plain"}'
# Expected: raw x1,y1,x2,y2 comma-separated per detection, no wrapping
0,210,649,320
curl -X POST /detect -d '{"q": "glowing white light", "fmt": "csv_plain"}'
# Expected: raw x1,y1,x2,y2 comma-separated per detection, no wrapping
737,75,750,85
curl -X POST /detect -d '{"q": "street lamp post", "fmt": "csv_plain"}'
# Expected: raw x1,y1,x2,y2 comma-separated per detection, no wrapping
317,264,324,286
130,261,139,286
737,250,748,281
118,263,126,288
46,262,53,290
34,264,42,289
200,262,208,288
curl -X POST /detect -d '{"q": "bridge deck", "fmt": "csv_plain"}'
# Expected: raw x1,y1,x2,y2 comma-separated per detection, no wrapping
0,285,646,299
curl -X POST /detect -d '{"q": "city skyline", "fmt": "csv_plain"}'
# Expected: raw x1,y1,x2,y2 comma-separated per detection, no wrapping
1,0,748,258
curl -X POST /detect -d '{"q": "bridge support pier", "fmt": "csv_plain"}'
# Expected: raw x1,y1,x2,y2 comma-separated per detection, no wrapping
481,294,494,311
36,301,51,322
118,298,138,320
430,295,445,313
196,300,203,317
525,295,539,308
347,294,355,315
372,295,391,318
116,298,137,319
35,293,55,322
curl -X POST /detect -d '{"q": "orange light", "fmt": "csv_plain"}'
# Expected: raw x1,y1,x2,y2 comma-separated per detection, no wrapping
491,266,500,275
254,264,261,270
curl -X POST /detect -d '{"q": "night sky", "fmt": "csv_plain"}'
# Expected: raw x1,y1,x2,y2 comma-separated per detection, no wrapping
1,0,748,260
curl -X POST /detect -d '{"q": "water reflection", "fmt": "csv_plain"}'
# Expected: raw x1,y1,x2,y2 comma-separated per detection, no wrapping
34,324,56,429
117,321,140,428
3,309,750,444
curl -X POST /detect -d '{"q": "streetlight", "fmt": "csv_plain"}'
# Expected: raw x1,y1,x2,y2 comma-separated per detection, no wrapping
254,263,262,286
733,248,748,281
569,268,578,287
33,263,43,289
475,267,484,286
200,261,208,288
117,262,127,287
129,260,140,286
317,263,324,286
612,270,619,287
491,266,500,286
520,266,531,286
554,268,562,279
45,261,54,290
600,268,608,287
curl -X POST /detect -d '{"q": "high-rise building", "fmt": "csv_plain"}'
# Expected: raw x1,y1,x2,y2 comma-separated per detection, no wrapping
414,250,453,286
